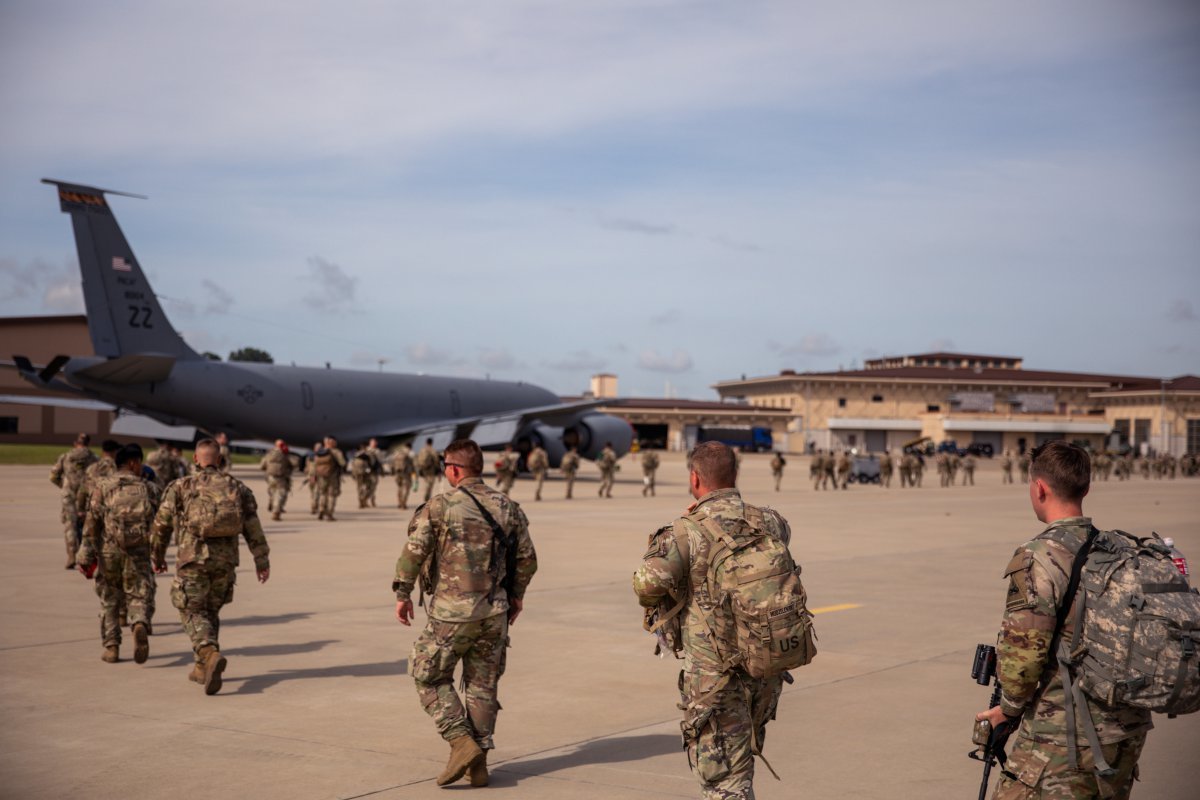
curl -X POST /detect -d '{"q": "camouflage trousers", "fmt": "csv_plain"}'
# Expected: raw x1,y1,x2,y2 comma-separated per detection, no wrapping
643,470,657,497
355,474,378,507
60,488,82,563
266,476,291,513
563,473,576,499
496,473,515,495
1003,468,1014,484
771,471,781,491
881,468,892,488
993,733,1145,800
95,548,154,646
171,560,236,664
678,669,783,800
396,473,414,508
410,614,509,749
598,470,614,497
315,475,340,517
532,469,546,500
421,473,438,503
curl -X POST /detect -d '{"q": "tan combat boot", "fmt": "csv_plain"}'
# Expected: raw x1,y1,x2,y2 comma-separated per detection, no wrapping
188,662,205,683
101,645,119,663
436,735,484,787
468,751,489,787
133,623,149,664
198,645,227,695
272,511,282,521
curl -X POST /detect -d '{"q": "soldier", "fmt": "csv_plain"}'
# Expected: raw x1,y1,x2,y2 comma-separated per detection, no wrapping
810,450,824,490
416,438,440,503
76,444,161,664
350,444,380,509
215,431,231,474
961,453,976,486
363,438,385,506
258,439,293,521
1018,451,1031,483
1000,449,1014,484
305,441,323,514
153,438,270,695
312,439,346,521
144,441,180,490
936,452,950,488
169,445,191,480
769,451,785,491
835,450,851,490
823,449,838,490
49,433,98,568
597,441,618,498
899,452,913,488
975,441,1151,799
393,439,537,787
912,453,925,487
947,451,960,486
632,441,796,800
878,450,893,488
642,447,661,497
560,445,580,499
527,442,549,501
494,444,518,495
1138,455,1150,480
392,442,416,509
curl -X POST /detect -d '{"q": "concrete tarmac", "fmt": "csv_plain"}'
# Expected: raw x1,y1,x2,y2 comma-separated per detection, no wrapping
1,454,1197,799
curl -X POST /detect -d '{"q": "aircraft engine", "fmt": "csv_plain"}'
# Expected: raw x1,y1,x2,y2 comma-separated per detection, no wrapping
567,413,635,461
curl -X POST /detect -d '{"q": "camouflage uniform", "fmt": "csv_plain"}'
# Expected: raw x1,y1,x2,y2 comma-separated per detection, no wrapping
494,449,519,495
937,453,951,488
823,452,838,490
351,449,381,508
313,447,346,520
768,453,784,492
633,489,792,800
145,445,180,489
835,452,851,490
643,450,662,497
49,445,98,566
598,445,618,498
393,477,537,752
912,454,925,487
899,453,913,488
1001,452,1015,484
527,445,549,501
258,446,294,520
962,454,976,486
392,445,416,509
878,452,893,488
810,452,824,490
153,466,270,669
416,444,440,503
1018,453,1031,483
991,517,1151,800
560,449,580,499
77,471,162,651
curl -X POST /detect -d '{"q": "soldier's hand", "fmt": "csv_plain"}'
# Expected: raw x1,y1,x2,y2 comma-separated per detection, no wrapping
153,559,168,574
975,706,1009,728
507,597,524,626
396,598,414,626
257,567,270,583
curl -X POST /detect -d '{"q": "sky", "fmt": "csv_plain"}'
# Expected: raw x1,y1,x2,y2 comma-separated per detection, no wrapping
1,1,1198,399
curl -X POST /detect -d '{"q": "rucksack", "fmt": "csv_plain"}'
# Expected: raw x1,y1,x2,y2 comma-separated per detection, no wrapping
1055,528,1200,716
314,451,335,477
265,451,289,477
351,453,370,476
678,507,816,679
187,474,245,538
108,478,154,549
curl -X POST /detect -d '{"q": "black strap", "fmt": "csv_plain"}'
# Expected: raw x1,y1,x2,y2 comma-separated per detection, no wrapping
461,488,516,603
1046,525,1098,672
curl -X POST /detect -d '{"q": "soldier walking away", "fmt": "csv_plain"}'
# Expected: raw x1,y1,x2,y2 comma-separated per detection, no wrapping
494,444,519,495
962,453,977,486
560,446,580,499
974,441,1152,799
823,450,838,490
49,433,98,568
76,444,161,664
312,439,346,521
363,438,385,506
1017,451,1031,483
416,438,440,503
912,453,925,487
937,452,951,488
215,431,232,474
598,441,618,498
145,441,181,490
878,450,893,488
769,451,785,491
527,442,549,501
393,439,538,787
835,450,851,490
899,452,914,488
633,442,811,800
1000,449,1014,484
306,441,323,514
153,438,270,695
392,443,416,509
259,439,294,521
642,448,661,497
809,451,822,489
351,444,380,508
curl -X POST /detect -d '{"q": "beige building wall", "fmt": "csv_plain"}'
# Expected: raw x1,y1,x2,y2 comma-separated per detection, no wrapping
1101,391,1200,455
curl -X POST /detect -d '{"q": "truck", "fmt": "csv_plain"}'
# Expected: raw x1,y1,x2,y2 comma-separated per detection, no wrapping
695,425,773,453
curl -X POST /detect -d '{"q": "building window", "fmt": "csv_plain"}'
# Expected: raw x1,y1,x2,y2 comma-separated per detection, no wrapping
871,394,883,403
927,404,940,412
1188,419,1200,455
1134,419,1151,446
838,397,846,408
0,417,17,433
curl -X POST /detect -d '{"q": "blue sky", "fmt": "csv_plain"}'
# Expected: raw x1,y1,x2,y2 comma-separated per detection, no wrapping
2,1,1198,397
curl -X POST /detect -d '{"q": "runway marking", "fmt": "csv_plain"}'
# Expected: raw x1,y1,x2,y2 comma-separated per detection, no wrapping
811,603,863,614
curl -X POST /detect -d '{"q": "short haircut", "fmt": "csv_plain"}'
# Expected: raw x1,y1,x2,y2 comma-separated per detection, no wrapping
115,443,144,468
75,433,91,445
1030,440,1090,502
194,438,219,465
443,439,483,475
101,439,121,454
690,441,737,489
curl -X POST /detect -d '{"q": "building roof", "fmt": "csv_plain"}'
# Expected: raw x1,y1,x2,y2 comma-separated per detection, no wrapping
716,365,1152,389
0,314,86,326
1090,375,1200,396
561,396,788,414
891,351,1021,363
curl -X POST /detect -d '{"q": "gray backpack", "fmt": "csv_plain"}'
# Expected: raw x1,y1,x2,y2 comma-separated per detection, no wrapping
1052,528,1200,775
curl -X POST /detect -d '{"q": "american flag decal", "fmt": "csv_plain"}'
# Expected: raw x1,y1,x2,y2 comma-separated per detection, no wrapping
112,256,132,272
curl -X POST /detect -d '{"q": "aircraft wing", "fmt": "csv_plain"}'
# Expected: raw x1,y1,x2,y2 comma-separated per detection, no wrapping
353,399,606,451
0,393,116,412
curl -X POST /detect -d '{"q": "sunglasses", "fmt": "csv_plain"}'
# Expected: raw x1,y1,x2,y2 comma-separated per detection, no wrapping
439,456,469,470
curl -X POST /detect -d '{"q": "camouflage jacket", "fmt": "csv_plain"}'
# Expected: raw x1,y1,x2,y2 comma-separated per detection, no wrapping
415,445,439,476
632,488,792,673
642,451,660,472
79,471,162,562
259,447,294,479
50,447,98,492
769,454,784,472
527,447,549,472
145,447,179,488
153,466,270,572
560,451,580,475
598,447,617,473
997,516,1152,745
393,476,537,622
76,457,116,508
391,446,415,476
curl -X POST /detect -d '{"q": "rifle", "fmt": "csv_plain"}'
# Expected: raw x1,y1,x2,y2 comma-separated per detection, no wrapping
968,643,1016,800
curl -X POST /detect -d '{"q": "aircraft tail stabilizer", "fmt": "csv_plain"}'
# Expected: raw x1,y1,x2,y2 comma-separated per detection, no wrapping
42,179,198,360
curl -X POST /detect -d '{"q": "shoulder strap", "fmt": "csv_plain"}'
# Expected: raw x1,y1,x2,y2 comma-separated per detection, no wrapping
460,487,516,602
1048,525,1098,661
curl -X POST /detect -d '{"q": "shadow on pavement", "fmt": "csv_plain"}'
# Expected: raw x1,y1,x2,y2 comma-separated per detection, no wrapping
490,733,681,784
148,637,339,668
224,612,315,627
227,658,407,695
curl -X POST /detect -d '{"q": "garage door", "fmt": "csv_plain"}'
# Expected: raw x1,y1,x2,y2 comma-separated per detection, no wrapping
971,431,1002,456
865,430,887,453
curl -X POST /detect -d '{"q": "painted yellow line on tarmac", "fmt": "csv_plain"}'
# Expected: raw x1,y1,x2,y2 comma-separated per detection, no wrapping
811,603,864,614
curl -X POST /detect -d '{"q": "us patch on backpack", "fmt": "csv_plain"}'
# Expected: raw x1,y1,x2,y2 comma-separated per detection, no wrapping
1069,530,1200,716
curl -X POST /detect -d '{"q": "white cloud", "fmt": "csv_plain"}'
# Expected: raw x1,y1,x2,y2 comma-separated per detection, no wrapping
0,257,83,312
478,347,520,370
406,342,462,367
638,348,693,373
302,256,357,314
545,350,608,371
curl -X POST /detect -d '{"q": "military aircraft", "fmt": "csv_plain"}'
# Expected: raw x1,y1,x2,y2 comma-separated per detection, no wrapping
6,179,632,463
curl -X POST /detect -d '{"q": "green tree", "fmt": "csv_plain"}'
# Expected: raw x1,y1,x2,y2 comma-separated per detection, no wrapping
228,347,273,364
202,351,222,361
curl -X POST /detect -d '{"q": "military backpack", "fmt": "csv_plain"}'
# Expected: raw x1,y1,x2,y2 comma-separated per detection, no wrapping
265,450,289,477
107,477,155,550
313,451,336,478
187,474,245,538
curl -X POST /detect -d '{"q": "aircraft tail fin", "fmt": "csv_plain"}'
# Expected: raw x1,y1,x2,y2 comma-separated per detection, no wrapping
42,179,198,360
